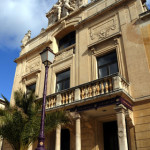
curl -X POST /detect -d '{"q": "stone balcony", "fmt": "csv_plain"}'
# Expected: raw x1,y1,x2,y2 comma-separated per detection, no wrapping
45,73,130,110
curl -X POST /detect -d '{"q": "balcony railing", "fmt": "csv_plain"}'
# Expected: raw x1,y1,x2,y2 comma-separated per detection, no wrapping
46,73,130,109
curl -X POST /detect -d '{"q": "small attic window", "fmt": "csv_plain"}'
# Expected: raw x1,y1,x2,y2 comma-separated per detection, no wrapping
59,31,75,51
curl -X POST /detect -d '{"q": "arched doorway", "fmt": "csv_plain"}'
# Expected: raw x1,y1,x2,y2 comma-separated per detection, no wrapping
61,129,70,150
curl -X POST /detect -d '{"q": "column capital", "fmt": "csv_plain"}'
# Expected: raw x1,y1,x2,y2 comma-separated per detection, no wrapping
114,104,127,114
70,112,81,119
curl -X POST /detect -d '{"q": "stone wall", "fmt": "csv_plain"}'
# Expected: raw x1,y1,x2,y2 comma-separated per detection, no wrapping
134,102,150,150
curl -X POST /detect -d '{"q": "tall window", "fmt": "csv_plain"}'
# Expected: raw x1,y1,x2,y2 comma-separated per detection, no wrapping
26,83,36,94
59,31,75,51
97,51,118,78
56,70,70,92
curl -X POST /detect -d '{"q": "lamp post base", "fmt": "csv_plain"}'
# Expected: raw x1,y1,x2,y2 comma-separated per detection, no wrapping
35,137,46,150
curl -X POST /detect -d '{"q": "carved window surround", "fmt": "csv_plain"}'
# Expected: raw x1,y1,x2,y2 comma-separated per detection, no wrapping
22,71,41,96
89,35,127,83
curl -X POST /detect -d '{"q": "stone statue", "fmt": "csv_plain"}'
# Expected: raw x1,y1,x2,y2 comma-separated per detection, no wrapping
62,0,75,17
47,0,88,26
21,30,31,48
53,0,62,20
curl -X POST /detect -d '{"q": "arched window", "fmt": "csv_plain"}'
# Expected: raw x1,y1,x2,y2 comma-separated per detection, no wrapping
59,31,75,51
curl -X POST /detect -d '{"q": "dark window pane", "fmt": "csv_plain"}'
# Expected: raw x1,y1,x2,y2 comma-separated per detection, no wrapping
97,51,118,78
26,83,36,93
59,31,76,51
56,70,70,92
64,79,70,89
98,52,117,66
99,67,108,78
109,62,118,75
56,70,70,82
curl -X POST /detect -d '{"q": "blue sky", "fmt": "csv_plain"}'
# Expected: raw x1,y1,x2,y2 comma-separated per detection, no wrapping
0,0,58,100
0,0,150,101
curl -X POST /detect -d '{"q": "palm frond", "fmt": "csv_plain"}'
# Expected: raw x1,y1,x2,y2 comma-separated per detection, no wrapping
1,94,10,109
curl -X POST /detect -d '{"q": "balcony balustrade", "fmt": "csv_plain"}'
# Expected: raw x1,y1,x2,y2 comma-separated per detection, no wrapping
46,73,130,109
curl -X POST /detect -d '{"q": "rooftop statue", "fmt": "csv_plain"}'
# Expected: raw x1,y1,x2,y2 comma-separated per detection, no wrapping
47,0,88,26
21,30,31,48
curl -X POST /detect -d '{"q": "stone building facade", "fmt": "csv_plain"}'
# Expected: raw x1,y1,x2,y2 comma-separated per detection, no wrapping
9,0,150,150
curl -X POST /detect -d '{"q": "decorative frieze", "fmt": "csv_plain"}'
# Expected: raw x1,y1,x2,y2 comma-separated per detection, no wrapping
89,15,119,45
25,57,41,74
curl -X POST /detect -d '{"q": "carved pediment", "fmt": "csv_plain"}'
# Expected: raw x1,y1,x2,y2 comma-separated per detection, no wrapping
46,0,88,26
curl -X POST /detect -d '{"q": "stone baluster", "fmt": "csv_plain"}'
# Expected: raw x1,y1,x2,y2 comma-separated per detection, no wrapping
81,88,85,99
93,85,96,96
101,82,104,94
85,86,88,98
71,91,74,102
114,104,128,150
69,92,72,103
51,98,54,107
109,78,113,92
96,82,100,95
105,80,109,93
88,85,92,97
66,93,69,104
53,97,56,107
62,94,65,104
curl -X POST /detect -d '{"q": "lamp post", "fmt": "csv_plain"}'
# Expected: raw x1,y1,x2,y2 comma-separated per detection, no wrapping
36,47,55,150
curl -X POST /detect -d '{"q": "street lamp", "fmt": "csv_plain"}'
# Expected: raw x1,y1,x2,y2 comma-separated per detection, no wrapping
36,47,55,150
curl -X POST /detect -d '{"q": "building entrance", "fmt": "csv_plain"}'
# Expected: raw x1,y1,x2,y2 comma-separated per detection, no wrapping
61,129,70,150
103,121,119,150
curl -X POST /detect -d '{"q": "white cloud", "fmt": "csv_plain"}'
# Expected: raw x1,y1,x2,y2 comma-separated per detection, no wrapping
0,0,57,51
0,0,149,52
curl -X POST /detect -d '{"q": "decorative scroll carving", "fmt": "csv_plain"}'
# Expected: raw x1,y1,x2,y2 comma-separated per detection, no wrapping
26,57,41,74
89,16,119,45
47,0,88,26
21,30,31,48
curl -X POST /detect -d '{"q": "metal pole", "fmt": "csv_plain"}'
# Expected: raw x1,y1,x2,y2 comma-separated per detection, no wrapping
36,65,49,150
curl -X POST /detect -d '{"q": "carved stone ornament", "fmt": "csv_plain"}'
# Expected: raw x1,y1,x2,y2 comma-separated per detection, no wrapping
25,57,41,74
21,30,31,48
47,0,88,26
118,127,125,138
89,15,119,45
55,49,74,61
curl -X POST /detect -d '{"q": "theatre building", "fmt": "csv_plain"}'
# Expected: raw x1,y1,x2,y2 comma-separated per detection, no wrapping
9,0,150,150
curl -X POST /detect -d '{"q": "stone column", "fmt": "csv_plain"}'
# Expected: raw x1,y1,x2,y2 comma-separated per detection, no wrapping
75,114,81,150
55,125,61,150
114,104,128,150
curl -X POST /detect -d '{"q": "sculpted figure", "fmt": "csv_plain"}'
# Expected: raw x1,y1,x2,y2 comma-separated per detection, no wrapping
21,30,31,47
53,0,62,20
62,0,75,17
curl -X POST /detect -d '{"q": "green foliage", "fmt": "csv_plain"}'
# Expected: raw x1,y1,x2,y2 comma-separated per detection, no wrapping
0,90,70,150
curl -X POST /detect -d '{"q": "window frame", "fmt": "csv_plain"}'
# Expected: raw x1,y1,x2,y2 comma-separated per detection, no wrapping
97,51,119,78
59,31,76,51
56,69,70,92
26,83,36,94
